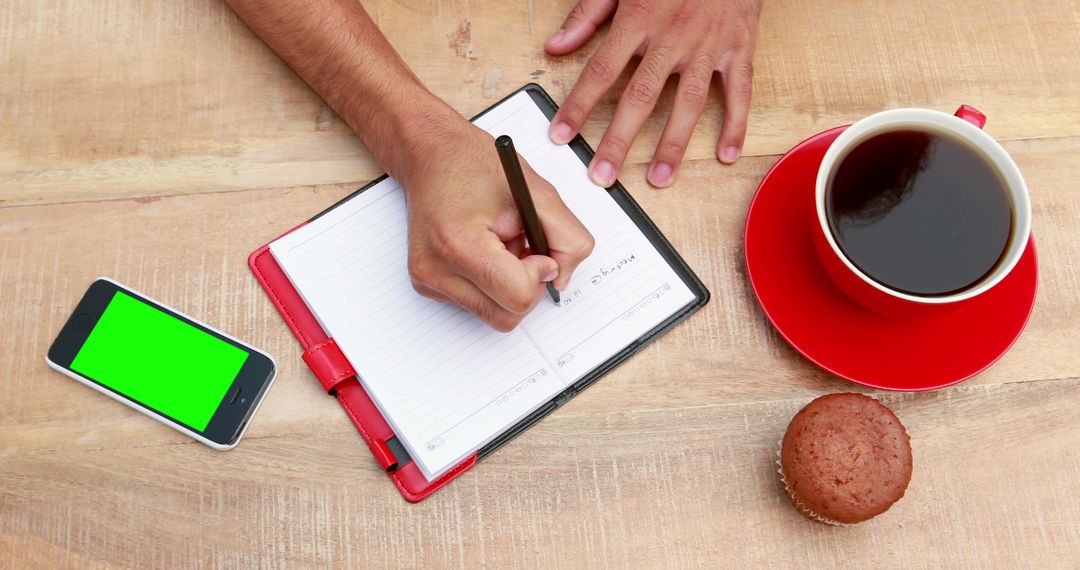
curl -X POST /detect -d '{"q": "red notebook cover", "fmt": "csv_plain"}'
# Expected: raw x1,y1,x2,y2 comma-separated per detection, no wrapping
249,228,474,502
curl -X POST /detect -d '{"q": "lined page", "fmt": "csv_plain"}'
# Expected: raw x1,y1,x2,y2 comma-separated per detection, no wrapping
270,90,696,481
271,176,567,481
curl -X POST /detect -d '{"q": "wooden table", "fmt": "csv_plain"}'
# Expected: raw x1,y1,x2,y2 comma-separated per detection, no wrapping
3,1,1079,567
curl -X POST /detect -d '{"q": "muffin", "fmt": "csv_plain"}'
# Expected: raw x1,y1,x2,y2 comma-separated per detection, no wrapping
778,393,912,524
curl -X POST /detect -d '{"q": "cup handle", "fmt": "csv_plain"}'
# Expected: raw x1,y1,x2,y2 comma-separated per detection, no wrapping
955,105,987,129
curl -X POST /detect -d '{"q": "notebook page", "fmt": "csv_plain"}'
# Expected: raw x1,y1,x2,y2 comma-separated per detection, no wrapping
270,90,697,481
269,155,568,477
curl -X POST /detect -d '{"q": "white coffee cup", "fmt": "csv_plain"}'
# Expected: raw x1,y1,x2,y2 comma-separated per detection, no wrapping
812,106,1031,313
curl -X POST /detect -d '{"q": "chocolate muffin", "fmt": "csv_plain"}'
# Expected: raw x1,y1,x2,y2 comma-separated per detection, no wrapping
778,393,912,525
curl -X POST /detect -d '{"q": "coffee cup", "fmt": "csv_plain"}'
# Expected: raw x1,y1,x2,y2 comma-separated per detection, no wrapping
812,106,1032,315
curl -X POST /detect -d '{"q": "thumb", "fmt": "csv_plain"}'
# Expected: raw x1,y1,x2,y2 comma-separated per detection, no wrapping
519,254,560,285
544,0,618,55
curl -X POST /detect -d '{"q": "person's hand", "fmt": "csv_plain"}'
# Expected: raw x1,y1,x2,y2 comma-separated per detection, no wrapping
545,0,763,188
397,118,595,332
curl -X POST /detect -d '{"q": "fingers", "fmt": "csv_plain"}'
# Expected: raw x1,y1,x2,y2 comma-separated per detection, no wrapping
717,52,754,164
504,234,527,258
526,172,595,289
419,270,545,332
549,21,642,147
549,0,762,182
410,236,554,331
455,237,558,314
490,162,593,289
648,52,715,187
412,281,451,304
488,204,523,242
547,236,595,291
545,0,618,55
587,44,676,187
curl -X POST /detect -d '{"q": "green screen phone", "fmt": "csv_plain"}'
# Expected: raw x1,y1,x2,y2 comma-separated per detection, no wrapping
47,278,276,449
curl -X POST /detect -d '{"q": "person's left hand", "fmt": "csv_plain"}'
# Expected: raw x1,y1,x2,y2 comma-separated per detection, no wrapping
545,0,763,188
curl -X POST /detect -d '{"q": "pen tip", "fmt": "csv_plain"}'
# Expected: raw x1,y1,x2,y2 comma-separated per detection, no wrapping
547,282,560,304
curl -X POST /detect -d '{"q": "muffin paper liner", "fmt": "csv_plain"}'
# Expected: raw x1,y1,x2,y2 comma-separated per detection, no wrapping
776,440,847,526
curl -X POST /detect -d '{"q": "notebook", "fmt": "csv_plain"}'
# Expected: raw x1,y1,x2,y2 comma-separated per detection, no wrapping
251,84,708,497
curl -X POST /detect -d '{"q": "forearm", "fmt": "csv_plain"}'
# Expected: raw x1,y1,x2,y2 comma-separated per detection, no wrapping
224,0,462,181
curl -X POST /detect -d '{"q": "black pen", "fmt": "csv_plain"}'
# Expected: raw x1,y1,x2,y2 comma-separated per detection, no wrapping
495,135,560,304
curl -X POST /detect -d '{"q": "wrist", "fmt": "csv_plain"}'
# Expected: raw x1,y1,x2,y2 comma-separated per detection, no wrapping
343,81,474,191
387,100,481,193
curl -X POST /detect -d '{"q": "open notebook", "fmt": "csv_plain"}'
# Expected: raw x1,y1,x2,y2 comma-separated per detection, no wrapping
267,87,706,482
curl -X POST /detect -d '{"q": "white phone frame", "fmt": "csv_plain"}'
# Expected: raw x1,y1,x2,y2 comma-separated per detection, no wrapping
45,277,277,451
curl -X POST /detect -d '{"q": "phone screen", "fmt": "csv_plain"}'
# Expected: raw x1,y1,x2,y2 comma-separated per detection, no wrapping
69,291,250,431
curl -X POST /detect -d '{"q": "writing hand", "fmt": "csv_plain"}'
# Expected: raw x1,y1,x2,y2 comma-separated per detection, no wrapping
400,118,595,331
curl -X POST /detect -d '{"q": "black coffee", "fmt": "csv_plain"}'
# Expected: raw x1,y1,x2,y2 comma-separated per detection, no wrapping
826,129,1013,296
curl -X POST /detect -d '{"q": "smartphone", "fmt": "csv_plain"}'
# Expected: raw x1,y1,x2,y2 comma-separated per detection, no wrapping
46,278,276,450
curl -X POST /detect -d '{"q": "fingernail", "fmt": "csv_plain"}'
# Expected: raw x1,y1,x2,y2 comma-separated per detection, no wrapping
720,146,741,164
544,267,558,281
547,28,566,46
590,159,616,187
648,162,674,187
550,121,574,145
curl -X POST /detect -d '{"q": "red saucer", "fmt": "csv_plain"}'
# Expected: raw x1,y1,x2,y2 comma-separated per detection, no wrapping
744,127,1038,391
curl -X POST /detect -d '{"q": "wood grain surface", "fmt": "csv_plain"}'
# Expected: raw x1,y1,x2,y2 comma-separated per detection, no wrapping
2,0,1079,568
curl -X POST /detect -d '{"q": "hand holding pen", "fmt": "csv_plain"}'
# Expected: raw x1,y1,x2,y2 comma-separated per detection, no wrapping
402,125,594,331
496,135,564,304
